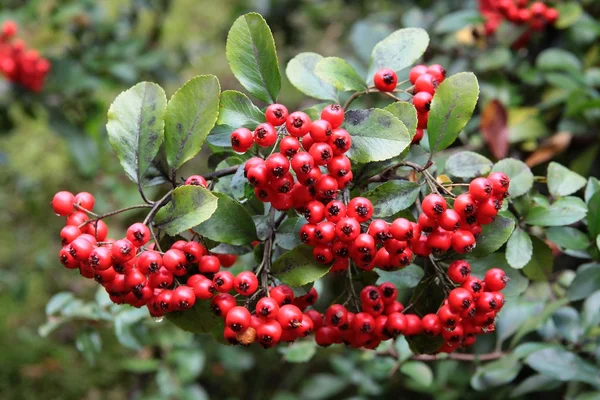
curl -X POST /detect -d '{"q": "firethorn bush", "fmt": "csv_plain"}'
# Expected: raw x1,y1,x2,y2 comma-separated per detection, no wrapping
47,5,600,374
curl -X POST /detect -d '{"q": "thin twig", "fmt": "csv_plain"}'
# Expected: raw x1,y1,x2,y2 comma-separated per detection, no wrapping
75,204,153,225
203,165,240,180
143,188,175,226
137,181,154,204
412,351,506,362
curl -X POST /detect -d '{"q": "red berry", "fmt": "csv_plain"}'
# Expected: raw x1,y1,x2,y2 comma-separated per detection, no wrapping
530,1,547,16
183,241,206,263
477,292,498,313
315,326,338,347
545,8,559,23
427,64,446,83
485,268,509,291
325,304,348,329
385,312,407,336
230,128,254,153
256,297,280,320
352,312,376,333
422,193,447,219
462,277,484,298
265,104,289,126
279,136,300,157
313,244,334,264
390,218,414,241
329,128,352,155
74,192,95,210
454,193,477,217
315,175,339,200
414,73,438,95
52,191,75,216
347,197,373,223
437,305,459,330
320,104,344,128
325,200,347,223
469,177,493,201
296,167,321,186
413,91,433,113
226,306,251,332
451,229,476,254
421,314,442,336
368,219,390,242
247,163,269,187
286,111,312,137
60,225,81,245
404,314,422,336
148,267,174,289
304,201,326,224
257,320,283,347
162,249,188,276
438,209,461,231
172,285,196,310
126,223,151,247
374,68,398,92
427,229,452,253
234,271,259,296
418,213,438,234
409,64,428,85
213,271,235,293
265,153,290,178
417,111,429,129
315,221,337,244
291,152,315,175
270,285,294,306
411,235,432,257
309,142,333,166
412,128,424,144
185,175,207,187
488,172,510,197
448,288,474,313
277,304,303,330
335,217,361,242
309,119,333,142
253,123,277,147
88,246,112,271
447,260,471,284
299,224,318,246
327,155,352,178
210,293,236,317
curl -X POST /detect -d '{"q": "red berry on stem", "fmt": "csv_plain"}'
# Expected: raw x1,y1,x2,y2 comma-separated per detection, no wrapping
374,68,398,92
320,104,344,128
286,111,312,137
52,191,75,216
414,73,438,95
447,260,471,284
226,306,251,332
265,104,289,126
230,128,254,153
253,123,277,147
413,91,433,112
409,64,428,85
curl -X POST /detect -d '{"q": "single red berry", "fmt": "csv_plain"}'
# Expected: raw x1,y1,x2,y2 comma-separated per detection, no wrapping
404,314,422,336
441,322,463,346
52,191,75,216
270,285,294,306
315,221,337,244
309,119,333,142
213,271,235,293
352,312,376,333
66,211,89,227
327,155,352,178
60,225,81,245
485,268,509,291
257,320,283,348
304,201,326,224
68,238,95,263
448,288,474,313
412,128,424,144
413,91,433,113
296,167,321,187
347,197,373,223
309,142,333,166
279,136,300,157
234,271,259,296
265,104,289,126
183,241,206,263
126,223,151,247
162,249,188,276
148,267,174,289
488,172,510,196
291,152,315,175
390,218,414,241
244,157,264,177
315,326,338,347
421,314,442,336
210,293,236,317
451,229,476,254
329,128,352,155
418,213,438,234
385,312,407,336
246,163,269,187
286,111,312,137
417,111,429,129
461,277,484,298
321,104,344,128
545,8,559,23
360,285,382,307
335,217,361,242
530,1,547,16
313,245,334,264
298,314,314,337
230,128,254,153
336,171,354,190
277,304,303,330
185,175,207,187
427,64,446,83
374,68,398,92
454,193,477,217
315,175,339,200
427,229,452,253
447,260,471,284
411,235,432,257
74,192,95,210
368,219,390,242
325,304,348,329
438,209,461,231
256,297,280,320
299,224,318,246
409,64,428,85
59,247,80,269
265,152,290,178
253,123,277,147
437,305,459,329
414,73,438,95
469,177,493,201
422,193,447,219
137,250,163,275
88,246,113,271
172,285,196,310
226,306,251,332
324,200,346,223
477,292,498,313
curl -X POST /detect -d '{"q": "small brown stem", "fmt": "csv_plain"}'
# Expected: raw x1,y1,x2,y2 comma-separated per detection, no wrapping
76,204,153,225
143,189,175,226
203,165,240,180
412,351,506,362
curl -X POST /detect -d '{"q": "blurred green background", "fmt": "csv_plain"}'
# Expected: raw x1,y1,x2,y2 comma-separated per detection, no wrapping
1,0,599,399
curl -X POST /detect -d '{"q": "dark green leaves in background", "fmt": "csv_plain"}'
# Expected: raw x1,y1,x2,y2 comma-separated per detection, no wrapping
226,12,281,103
286,52,338,101
154,186,218,236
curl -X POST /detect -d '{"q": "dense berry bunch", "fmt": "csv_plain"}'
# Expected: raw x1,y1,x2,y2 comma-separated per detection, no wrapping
231,103,351,210
0,21,51,92
373,63,447,144
480,0,559,38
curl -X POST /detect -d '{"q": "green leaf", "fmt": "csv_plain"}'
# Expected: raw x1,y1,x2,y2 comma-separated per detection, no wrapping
522,237,553,282
552,307,582,343
470,214,515,257
427,72,479,153
475,48,512,72
537,48,581,74
555,2,582,29
470,354,521,391
491,158,534,197
367,28,429,83
365,181,421,218
165,75,220,169
46,292,75,315
343,108,411,163
300,374,346,400
588,192,600,240
154,186,219,236
510,374,561,398
496,299,544,344
567,263,600,301
383,102,418,137
216,90,264,128
525,196,587,226
468,253,529,297
445,151,493,179
526,348,600,387
193,193,257,245
505,228,533,269
75,328,102,366
434,10,483,34
275,217,302,251
315,57,367,92
286,53,338,101
225,13,281,103
510,298,569,347
166,301,225,344
546,227,590,251
582,291,600,331
106,82,167,184
375,265,424,289
547,162,586,197
279,341,317,363
271,245,331,287
400,361,433,387
585,177,600,203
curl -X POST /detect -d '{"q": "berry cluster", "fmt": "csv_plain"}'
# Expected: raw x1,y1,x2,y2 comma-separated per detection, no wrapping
373,63,446,144
299,172,510,273
0,21,50,92
52,190,241,315
480,0,559,37
230,103,351,212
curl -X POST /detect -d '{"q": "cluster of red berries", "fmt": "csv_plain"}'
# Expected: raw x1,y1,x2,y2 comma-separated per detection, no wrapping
480,0,559,37
299,172,510,272
436,261,508,352
373,63,446,144
51,190,241,315
230,103,351,211
0,21,50,92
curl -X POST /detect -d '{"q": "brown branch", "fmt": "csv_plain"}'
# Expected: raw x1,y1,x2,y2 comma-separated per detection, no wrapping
203,165,240,180
412,351,506,362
